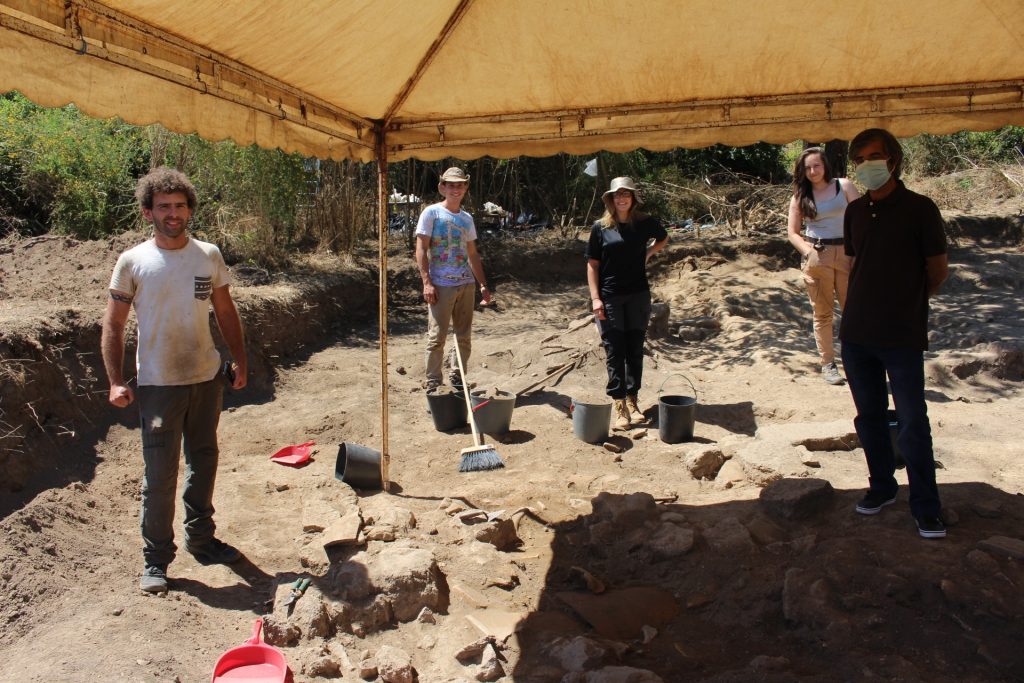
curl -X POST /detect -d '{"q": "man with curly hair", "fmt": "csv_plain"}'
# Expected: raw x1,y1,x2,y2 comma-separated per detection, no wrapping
101,167,248,593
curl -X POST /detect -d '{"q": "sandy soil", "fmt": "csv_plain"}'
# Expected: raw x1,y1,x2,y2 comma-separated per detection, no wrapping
1,188,1023,681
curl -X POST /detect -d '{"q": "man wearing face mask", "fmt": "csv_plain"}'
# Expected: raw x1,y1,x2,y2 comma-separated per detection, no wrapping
840,128,949,539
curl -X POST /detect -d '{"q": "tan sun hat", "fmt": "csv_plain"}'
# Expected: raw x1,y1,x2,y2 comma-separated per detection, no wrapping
602,176,642,208
439,167,470,183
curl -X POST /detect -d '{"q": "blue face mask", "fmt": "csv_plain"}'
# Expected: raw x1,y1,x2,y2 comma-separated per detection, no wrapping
855,159,892,191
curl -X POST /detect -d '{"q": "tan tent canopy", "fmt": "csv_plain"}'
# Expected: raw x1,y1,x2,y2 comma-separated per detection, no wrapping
3,0,1023,162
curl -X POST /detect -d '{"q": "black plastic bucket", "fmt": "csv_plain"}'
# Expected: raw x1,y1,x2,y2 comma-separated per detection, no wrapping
335,442,383,490
570,398,611,444
470,389,516,435
658,373,698,444
426,388,467,431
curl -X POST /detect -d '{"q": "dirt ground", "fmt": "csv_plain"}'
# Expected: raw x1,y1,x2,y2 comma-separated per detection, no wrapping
1,181,1024,682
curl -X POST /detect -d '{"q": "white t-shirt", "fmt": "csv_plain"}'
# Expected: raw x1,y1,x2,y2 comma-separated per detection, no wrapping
414,203,477,287
109,237,230,386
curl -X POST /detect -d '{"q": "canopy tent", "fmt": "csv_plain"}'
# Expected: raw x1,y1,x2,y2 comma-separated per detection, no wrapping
3,0,1023,162
3,0,1023,486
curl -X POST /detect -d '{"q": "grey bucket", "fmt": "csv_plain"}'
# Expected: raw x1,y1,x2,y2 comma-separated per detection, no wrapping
570,398,611,444
335,442,383,490
470,389,516,435
658,373,697,444
426,388,467,431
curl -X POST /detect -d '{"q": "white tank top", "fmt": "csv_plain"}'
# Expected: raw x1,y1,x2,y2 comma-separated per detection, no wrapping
804,180,848,240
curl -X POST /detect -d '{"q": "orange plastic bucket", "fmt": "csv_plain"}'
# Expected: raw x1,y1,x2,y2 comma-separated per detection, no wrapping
211,618,287,682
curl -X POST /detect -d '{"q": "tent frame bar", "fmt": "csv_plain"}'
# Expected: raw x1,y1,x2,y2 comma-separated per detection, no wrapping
390,80,1024,129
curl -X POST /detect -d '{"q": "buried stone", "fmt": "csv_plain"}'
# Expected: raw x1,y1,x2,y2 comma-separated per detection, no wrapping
759,478,834,521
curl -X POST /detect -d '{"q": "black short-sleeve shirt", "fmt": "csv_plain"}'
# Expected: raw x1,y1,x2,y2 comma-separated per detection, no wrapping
840,181,946,350
585,216,667,298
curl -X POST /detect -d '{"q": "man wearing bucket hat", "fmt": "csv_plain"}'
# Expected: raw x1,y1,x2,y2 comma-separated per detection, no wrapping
102,167,247,593
586,176,669,430
841,129,948,539
415,166,492,391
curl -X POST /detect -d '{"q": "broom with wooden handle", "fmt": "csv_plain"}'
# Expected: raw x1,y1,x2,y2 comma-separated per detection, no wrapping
452,331,504,472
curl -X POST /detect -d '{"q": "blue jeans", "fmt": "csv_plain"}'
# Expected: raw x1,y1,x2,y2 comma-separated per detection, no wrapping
596,291,652,399
137,378,223,566
841,341,940,518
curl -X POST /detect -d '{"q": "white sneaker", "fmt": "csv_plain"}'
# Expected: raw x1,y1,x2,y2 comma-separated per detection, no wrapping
822,363,845,386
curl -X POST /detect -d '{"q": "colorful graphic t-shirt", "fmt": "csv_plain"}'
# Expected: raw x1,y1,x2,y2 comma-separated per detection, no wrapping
414,203,477,287
109,237,230,386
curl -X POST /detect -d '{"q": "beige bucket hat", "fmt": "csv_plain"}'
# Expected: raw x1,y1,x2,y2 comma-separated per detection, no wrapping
439,167,470,183
602,176,642,209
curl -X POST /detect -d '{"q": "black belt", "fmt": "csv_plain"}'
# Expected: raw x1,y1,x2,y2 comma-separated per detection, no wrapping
805,237,843,246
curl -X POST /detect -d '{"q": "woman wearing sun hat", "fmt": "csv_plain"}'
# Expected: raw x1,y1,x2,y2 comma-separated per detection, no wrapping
585,177,669,430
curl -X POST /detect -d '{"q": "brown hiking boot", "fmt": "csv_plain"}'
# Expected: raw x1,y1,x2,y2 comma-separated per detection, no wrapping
626,395,646,425
613,399,632,431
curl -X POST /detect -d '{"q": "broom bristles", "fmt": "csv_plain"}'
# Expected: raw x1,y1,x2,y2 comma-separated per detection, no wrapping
458,444,505,472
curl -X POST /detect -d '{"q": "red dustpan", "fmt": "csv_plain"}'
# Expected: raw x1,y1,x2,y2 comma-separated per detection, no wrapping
211,618,287,682
269,441,315,467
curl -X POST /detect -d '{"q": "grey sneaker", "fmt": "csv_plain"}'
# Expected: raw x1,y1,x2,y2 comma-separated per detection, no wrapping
185,538,241,565
822,363,845,385
140,564,168,593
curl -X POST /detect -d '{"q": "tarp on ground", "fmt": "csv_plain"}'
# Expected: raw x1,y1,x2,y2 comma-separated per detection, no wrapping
2,0,1023,162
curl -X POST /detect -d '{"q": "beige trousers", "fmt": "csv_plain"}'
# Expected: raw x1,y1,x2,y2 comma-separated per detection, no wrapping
801,244,852,366
425,282,475,383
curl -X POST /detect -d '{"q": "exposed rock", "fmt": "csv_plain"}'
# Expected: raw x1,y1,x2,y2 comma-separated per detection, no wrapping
965,548,1000,574
647,302,670,338
590,492,658,527
714,459,748,489
325,545,448,636
744,514,787,545
307,655,343,678
358,660,378,680
971,500,1003,518
322,510,363,548
302,481,358,533
977,535,1024,560
557,587,678,640
455,636,497,663
376,645,416,683
261,615,302,647
684,447,726,479
759,478,834,520
703,516,753,554
548,635,615,671
475,643,504,681
417,606,436,624
782,567,847,636
474,518,521,551
465,609,526,640
646,522,695,559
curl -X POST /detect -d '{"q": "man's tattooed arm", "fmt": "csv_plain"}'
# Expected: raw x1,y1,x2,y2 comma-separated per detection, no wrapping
109,291,133,304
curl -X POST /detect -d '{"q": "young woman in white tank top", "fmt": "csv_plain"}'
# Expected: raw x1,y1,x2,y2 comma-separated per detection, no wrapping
786,147,862,385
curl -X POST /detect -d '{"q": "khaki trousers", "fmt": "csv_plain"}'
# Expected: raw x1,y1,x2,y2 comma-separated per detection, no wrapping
425,282,475,383
801,244,852,366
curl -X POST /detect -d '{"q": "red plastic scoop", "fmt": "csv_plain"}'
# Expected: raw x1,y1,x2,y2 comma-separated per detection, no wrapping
211,618,287,682
269,441,315,466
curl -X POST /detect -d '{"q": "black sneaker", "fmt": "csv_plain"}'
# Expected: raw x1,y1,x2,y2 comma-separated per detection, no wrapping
855,491,897,515
140,564,168,593
185,538,241,565
916,516,947,539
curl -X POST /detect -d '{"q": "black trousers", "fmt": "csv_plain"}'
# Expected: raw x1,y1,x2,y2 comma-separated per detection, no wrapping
596,291,652,399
